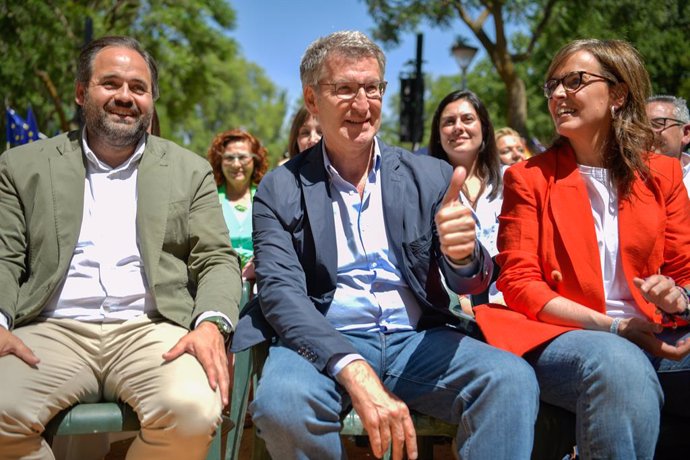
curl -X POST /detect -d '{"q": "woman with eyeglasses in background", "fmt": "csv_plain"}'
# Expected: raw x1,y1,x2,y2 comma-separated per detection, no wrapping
473,39,690,458
207,129,269,282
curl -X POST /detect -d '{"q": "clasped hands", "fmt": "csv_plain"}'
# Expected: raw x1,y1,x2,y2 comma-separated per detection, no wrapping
616,275,690,360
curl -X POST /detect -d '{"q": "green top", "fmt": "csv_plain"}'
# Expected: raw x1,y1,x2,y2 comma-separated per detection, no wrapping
218,183,255,268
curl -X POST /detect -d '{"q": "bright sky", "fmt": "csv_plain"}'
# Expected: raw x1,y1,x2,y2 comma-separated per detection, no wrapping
230,0,482,118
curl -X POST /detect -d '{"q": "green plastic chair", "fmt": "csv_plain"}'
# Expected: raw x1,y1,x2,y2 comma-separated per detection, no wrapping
43,282,253,460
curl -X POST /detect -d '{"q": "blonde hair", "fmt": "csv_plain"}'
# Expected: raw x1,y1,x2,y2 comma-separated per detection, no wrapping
495,127,521,142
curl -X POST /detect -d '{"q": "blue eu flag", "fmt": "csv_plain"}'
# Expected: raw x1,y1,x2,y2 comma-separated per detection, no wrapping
25,105,40,142
5,106,40,148
6,107,28,147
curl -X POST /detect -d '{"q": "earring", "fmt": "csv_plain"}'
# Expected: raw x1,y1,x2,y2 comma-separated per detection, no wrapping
610,106,616,118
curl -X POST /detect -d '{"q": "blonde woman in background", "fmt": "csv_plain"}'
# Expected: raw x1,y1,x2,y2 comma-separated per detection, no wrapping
495,126,530,165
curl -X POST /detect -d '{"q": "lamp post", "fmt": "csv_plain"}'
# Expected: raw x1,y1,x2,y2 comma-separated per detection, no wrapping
451,40,478,90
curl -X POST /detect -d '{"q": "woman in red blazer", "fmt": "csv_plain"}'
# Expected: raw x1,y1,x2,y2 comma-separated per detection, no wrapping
475,39,690,458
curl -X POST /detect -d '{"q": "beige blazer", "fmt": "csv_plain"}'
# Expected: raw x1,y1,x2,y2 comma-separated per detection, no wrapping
0,131,241,329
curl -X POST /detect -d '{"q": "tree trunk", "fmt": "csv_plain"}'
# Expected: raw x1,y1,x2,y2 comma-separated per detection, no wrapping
505,76,528,142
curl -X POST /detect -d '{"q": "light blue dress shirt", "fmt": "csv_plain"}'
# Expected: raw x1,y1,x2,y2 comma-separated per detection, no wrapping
323,140,422,335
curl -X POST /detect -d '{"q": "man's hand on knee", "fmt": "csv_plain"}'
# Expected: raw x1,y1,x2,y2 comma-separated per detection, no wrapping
0,327,40,367
337,360,418,460
162,323,230,406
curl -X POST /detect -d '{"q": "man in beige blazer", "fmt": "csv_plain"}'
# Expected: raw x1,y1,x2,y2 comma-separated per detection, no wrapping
0,36,241,460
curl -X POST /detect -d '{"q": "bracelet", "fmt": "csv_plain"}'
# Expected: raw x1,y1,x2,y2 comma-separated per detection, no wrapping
609,318,622,335
674,286,690,321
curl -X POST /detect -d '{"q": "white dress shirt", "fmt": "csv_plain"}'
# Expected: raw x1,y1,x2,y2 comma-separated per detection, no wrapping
681,152,690,196
40,133,155,322
0,132,227,330
578,165,645,320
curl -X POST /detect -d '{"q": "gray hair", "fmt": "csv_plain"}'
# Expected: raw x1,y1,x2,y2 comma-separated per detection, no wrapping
77,36,159,100
647,95,690,122
299,31,386,88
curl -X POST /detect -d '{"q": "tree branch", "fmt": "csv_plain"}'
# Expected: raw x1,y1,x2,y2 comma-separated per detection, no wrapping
47,0,77,42
35,70,70,132
451,1,496,61
513,0,559,62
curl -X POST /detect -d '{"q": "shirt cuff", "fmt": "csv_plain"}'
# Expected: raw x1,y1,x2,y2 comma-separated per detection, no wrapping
0,310,10,330
194,311,234,331
445,244,481,276
328,353,365,377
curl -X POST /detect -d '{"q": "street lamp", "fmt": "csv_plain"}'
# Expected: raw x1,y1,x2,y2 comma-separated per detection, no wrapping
451,39,478,90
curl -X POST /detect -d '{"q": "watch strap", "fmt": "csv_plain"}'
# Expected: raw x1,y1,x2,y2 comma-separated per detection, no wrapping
202,316,232,343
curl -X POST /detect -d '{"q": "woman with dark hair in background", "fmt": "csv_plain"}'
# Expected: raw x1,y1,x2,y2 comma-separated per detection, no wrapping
429,90,504,305
207,129,269,282
475,39,690,458
429,90,503,257
287,106,321,159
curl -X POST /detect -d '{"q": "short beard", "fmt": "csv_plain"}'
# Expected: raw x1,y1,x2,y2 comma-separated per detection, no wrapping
83,95,152,148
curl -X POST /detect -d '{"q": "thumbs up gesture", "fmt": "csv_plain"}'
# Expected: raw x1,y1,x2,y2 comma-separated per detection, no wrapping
435,167,477,264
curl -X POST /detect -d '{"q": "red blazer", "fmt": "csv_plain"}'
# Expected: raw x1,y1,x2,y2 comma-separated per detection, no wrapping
475,142,690,356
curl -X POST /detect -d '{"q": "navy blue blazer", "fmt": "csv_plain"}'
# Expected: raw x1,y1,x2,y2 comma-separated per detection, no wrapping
231,139,492,372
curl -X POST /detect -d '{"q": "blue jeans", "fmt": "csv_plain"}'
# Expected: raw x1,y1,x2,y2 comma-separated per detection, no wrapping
525,330,664,459
250,327,539,460
648,326,690,418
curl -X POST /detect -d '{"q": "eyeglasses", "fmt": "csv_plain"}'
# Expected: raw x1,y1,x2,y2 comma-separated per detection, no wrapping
543,71,615,99
222,153,257,165
318,81,387,100
650,117,685,131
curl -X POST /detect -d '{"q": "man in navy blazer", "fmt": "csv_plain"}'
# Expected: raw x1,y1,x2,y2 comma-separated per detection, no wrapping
232,31,538,459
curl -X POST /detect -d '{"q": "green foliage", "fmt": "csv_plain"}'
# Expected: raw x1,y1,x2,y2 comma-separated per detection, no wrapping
535,0,690,97
0,0,287,161
367,0,689,149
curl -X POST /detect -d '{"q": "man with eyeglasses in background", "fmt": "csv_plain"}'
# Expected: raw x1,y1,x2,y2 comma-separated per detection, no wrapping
646,95,690,194
231,30,539,460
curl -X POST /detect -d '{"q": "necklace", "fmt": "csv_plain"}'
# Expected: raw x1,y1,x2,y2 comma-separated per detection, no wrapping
226,185,252,213
461,178,486,211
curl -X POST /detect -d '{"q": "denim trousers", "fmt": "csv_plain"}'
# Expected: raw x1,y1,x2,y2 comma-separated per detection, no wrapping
647,326,690,417
250,327,539,460
525,330,666,460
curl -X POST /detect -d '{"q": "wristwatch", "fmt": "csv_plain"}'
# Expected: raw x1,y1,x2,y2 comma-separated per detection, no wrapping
202,316,233,344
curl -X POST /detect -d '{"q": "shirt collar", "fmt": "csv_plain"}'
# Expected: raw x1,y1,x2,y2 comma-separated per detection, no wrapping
681,151,690,169
322,137,382,181
81,127,146,172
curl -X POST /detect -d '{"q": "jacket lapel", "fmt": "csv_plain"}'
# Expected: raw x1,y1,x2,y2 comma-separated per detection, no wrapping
379,142,404,264
548,145,605,304
619,169,661,308
300,142,337,287
136,137,170,288
52,132,86,267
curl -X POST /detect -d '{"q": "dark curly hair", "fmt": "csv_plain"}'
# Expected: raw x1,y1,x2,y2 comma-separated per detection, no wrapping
206,129,269,187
